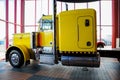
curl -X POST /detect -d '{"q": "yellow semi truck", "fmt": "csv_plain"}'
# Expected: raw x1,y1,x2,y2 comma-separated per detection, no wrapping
5,9,100,68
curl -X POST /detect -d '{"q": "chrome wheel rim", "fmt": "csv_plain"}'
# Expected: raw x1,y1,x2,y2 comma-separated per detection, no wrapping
11,52,19,65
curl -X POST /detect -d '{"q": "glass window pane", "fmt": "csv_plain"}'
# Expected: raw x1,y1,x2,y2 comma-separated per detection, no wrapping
25,1,35,25
88,1,100,25
101,1,112,25
101,26,112,46
0,1,5,39
97,26,112,46
76,3,87,9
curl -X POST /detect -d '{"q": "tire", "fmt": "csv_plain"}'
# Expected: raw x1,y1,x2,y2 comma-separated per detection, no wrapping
39,51,43,54
97,44,104,48
9,50,24,68
118,58,120,62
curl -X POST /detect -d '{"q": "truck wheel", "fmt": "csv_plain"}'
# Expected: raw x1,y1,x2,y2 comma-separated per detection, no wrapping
97,44,104,48
9,50,24,68
118,58,120,62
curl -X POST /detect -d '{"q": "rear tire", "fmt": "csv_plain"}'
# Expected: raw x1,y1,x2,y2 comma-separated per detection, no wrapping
9,50,24,68
97,44,104,48
118,58,120,62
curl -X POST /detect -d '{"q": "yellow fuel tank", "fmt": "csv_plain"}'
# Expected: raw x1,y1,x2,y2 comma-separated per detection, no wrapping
58,9,97,52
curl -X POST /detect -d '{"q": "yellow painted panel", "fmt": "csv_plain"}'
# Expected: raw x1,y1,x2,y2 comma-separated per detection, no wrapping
58,9,97,52
77,16,94,49
40,31,53,47
13,33,31,49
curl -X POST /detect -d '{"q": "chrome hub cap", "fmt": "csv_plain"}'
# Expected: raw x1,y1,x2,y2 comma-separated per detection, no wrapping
11,53,19,65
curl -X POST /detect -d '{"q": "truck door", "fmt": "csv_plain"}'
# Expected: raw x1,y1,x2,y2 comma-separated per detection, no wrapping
77,16,94,49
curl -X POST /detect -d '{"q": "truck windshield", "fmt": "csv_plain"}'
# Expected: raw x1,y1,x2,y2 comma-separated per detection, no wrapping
40,19,52,30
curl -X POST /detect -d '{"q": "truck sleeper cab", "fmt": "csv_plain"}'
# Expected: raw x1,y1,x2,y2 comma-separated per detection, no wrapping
58,9,100,67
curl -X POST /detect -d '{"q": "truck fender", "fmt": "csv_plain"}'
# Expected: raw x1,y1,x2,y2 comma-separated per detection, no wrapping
6,45,30,62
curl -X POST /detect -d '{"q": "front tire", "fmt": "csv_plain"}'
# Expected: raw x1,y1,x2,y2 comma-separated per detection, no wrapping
9,50,24,68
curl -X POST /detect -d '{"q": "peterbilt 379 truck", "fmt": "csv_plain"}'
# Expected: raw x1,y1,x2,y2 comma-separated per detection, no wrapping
6,9,100,68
